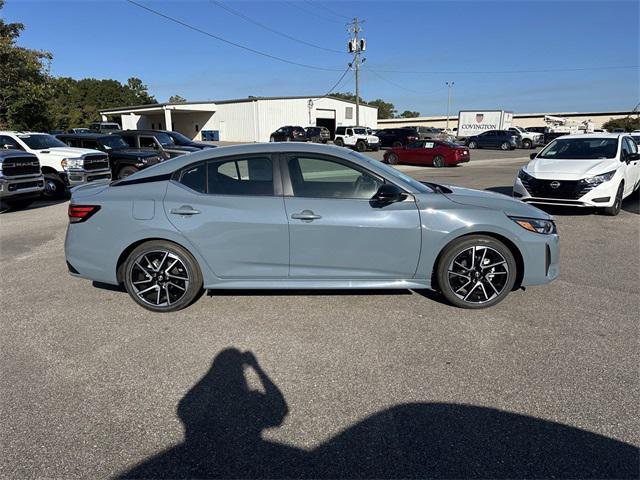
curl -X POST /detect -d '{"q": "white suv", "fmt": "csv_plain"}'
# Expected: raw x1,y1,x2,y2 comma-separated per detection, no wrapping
513,134,640,216
334,126,380,152
0,131,111,199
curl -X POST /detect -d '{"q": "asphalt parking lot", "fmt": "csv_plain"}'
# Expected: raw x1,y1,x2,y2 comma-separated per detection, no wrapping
1,148,638,478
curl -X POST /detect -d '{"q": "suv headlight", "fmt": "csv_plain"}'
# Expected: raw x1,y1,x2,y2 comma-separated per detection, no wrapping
510,216,556,234
61,158,84,170
580,170,616,186
517,169,533,181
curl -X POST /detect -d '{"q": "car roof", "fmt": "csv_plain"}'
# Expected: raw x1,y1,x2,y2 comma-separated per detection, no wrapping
0,131,48,135
58,133,113,139
0,149,37,158
556,133,626,140
117,129,169,135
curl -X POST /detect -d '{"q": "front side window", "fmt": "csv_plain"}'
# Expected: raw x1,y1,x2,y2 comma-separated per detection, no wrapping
623,137,637,156
288,156,382,199
179,163,206,193
208,157,273,196
140,136,159,149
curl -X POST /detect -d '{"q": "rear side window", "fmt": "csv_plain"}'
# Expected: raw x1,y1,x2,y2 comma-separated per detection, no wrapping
208,157,273,196
179,163,206,193
120,135,136,147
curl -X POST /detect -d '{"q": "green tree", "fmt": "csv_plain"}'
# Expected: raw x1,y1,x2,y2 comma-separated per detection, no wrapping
368,99,397,119
169,95,187,103
399,110,420,118
603,116,640,132
329,91,365,104
126,77,156,105
0,0,54,130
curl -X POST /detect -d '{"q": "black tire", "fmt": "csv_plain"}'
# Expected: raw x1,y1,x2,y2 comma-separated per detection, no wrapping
522,139,532,149
117,165,139,179
392,141,403,148
3,198,34,211
355,140,366,152
123,240,203,312
387,152,399,165
334,138,344,147
42,173,67,200
436,235,517,309
500,142,510,150
467,140,477,149
432,155,445,168
372,146,379,151
269,136,275,143
322,140,328,144
601,182,624,216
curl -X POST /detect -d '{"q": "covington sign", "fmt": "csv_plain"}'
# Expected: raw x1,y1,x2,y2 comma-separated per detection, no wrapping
459,123,498,130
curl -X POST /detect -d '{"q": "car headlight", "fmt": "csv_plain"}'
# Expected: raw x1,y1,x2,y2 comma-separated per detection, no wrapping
510,216,556,234
580,170,616,185
61,158,84,170
517,169,533,181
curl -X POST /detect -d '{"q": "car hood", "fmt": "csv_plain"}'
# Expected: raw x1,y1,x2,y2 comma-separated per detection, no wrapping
185,142,216,149
367,135,380,143
111,148,161,158
166,145,200,152
525,157,618,179
441,184,552,219
35,147,103,159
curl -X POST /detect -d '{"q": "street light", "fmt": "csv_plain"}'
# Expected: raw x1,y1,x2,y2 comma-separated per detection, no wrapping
446,81,454,131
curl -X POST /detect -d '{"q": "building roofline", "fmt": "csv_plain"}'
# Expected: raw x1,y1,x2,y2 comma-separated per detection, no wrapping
378,111,637,123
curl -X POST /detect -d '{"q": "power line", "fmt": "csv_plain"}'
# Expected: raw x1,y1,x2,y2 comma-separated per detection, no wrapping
283,0,346,24
315,65,353,100
210,0,345,54
366,65,640,75
303,0,352,21
365,67,429,95
125,0,343,72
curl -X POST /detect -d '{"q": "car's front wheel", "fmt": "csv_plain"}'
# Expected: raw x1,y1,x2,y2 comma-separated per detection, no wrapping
601,182,623,216
117,166,139,179
500,142,511,150
42,174,67,200
467,140,477,149
269,136,275,142
522,139,532,149
432,155,445,168
436,235,517,309
123,240,203,312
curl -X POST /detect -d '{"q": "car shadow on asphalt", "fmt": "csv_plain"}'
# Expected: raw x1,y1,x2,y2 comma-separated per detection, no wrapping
0,198,67,214
118,348,638,479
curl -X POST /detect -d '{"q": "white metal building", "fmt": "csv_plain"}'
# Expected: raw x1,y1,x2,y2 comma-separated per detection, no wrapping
100,96,378,143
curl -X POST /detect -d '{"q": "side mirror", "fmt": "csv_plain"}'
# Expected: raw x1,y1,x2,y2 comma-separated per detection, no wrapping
529,152,537,160
2,144,17,150
372,184,406,205
626,153,640,162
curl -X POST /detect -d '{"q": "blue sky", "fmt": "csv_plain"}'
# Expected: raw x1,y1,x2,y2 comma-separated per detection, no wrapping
5,0,639,115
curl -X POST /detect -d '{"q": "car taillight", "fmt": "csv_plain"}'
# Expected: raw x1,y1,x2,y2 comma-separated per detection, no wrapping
408,136,418,141
68,204,101,223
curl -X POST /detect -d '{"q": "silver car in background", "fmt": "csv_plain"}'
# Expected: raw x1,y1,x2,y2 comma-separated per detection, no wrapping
65,143,559,312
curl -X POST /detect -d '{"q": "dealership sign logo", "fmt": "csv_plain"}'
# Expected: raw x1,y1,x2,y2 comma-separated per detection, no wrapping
476,114,484,123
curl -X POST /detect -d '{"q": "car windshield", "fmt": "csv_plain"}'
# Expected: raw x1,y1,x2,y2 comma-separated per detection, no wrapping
100,135,129,149
349,151,433,193
154,133,175,146
101,124,119,131
353,128,367,135
169,132,192,144
18,134,67,149
538,138,618,159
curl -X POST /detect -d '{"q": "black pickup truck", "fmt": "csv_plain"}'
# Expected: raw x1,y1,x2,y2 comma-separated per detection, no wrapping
57,133,163,179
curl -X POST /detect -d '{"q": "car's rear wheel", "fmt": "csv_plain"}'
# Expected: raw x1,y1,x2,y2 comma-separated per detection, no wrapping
436,235,517,309
467,140,477,149
432,155,445,168
392,141,403,148
500,142,510,150
387,152,399,165
601,182,623,216
334,138,344,147
355,140,366,152
123,240,203,312
117,166,139,179
269,136,275,142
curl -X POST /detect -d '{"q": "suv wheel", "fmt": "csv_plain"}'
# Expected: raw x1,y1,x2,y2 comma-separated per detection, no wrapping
118,166,139,179
601,182,623,216
355,140,366,152
436,235,517,309
42,174,67,200
432,155,445,168
522,139,532,149
467,140,477,149
334,138,344,147
500,142,510,150
392,141,403,148
123,240,203,312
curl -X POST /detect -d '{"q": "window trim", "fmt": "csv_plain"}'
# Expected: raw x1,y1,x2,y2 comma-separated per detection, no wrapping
279,152,395,201
171,153,281,197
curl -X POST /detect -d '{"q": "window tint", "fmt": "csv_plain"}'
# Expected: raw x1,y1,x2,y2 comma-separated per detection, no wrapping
208,157,273,196
336,127,345,135
0,135,22,150
626,137,638,153
82,139,100,149
120,135,136,147
288,156,382,199
140,136,158,149
179,163,206,193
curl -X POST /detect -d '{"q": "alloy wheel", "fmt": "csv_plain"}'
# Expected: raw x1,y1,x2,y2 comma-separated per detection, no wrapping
447,246,509,304
129,250,190,307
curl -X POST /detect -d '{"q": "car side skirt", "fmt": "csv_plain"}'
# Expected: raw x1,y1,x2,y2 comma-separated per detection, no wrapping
203,279,431,290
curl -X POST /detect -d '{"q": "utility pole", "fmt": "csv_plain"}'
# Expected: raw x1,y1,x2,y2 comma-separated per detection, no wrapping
446,81,454,131
348,18,366,126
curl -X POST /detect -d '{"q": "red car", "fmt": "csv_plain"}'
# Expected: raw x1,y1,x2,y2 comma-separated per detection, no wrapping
383,140,470,167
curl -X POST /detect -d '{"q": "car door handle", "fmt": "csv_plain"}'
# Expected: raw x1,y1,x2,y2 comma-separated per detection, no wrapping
291,210,322,222
170,205,200,216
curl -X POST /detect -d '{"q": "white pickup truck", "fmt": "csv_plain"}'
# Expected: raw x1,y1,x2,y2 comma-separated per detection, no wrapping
508,126,545,149
0,131,111,199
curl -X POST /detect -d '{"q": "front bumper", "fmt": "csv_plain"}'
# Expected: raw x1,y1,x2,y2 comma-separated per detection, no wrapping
0,175,45,199
513,177,618,207
62,169,112,187
520,231,560,286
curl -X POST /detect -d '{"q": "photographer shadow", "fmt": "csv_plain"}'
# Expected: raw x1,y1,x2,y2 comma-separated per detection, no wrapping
119,348,638,479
